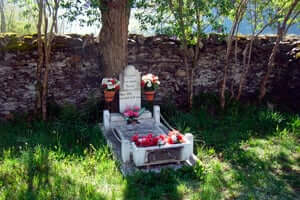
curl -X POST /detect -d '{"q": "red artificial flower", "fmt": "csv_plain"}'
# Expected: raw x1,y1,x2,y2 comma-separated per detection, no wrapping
177,134,183,141
167,137,173,144
159,134,166,140
115,85,120,91
141,80,145,87
110,79,116,84
153,137,159,146
177,134,185,143
132,133,168,147
132,134,139,145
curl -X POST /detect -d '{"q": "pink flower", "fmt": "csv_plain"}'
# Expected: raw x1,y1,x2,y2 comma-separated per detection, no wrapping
133,112,139,117
133,106,140,112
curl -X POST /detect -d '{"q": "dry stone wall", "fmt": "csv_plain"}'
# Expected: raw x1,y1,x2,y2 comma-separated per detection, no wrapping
0,33,299,117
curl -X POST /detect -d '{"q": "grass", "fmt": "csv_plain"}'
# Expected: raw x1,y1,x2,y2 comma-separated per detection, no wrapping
0,98,299,200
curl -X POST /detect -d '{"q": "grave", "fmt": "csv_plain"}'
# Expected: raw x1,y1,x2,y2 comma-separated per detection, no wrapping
100,65,197,175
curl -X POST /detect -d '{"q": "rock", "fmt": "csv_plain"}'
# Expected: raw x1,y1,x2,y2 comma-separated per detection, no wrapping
4,53,14,61
136,35,146,45
175,69,186,77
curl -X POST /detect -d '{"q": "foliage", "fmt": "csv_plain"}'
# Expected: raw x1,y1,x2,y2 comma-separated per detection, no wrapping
135,0,231,44
1,0,38,34
60,0,101,27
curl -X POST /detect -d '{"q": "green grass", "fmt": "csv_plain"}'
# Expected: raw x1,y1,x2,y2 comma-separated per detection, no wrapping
0,100,299,200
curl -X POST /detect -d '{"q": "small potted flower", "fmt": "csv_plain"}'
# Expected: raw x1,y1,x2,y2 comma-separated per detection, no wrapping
141,73,160,101
101,78,120,102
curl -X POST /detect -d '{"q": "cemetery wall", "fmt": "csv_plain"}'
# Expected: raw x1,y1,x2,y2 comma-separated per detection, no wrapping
0,33,299,117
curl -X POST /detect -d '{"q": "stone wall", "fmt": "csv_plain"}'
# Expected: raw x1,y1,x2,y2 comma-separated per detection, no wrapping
0,33,299,117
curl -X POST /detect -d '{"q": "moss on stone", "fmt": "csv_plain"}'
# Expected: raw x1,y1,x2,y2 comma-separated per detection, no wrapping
23,35,33,39
3,37,36,52
0,32,17,37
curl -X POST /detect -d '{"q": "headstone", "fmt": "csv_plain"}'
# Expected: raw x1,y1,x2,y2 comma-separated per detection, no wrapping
119,65,141,113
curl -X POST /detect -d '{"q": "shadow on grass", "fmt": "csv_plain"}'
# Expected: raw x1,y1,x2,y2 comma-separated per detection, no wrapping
1,146,107,200
123,169,183,200
162,100,300,199
0,100,299,200
222,144,299,199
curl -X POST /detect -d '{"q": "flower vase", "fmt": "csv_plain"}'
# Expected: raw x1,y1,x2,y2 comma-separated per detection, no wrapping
144,91,155,101
104,90,115,102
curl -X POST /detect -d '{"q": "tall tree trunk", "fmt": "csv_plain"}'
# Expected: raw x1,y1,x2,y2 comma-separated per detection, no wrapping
236,37,253,100
167,0,191,108
36,0,43,115
42,1,49,121
220,21,239,109
190,7,202,109
99,0,130,77
41,0,59,120
258,0,299,102
220,0,248,109
0,0,6,32
258,30,281,102
177,0,191,108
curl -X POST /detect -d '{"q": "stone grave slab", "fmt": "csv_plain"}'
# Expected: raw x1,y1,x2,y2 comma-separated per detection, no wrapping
101,65,197,175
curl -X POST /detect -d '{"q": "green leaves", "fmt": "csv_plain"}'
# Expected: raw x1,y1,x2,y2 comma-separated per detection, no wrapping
135,0,231,44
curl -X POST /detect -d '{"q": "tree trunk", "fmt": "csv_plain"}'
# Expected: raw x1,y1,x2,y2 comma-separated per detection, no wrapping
236,37,253,101
36,0,43,115
177,0,192,109
41,0,59,121
258,32,281,102
41,1,49,121
220,0,248,109
258,0,299,102
0,0,6,32
99,0,130,77
167,0,192,108
220,24,238,109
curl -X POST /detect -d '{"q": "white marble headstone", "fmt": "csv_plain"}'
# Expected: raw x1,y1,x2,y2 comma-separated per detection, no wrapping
119,65,141,113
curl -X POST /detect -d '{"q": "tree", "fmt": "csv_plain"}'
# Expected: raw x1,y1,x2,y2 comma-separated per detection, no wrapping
99,0,130,77
6,0,40,34
35,0,60,120
220,0,248,109
236,0,280,100
258,0,300,101
61,0,131,77
0,0,6,32
136,0,228,108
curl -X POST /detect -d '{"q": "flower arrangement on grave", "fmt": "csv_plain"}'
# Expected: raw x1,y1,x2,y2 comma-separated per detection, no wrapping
123,107,145,124
131,130,185,147
141,73,160,101
166,130,185,144
101,78,120,102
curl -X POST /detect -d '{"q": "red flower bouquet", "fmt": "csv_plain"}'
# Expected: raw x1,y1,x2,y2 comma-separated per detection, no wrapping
101,78,120,91
132,133,159,147
132,130,185,147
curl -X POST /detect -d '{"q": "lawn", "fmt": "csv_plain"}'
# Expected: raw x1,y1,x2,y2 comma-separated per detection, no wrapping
0,99,299,200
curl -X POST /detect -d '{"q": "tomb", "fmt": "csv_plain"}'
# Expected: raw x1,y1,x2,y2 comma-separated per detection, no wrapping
101,65,197,174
